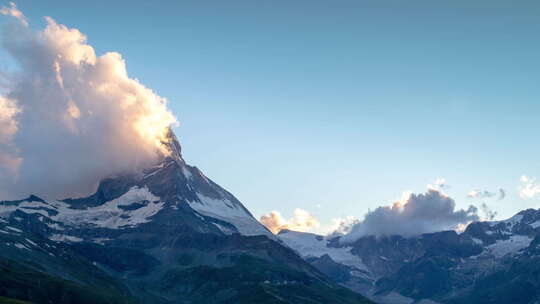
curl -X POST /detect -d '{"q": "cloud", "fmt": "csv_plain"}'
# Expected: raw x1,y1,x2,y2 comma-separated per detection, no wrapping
427,177,450,191
340,189,479,242
0,96,19,142
519,176,540,200
498,188,506,200
0,2,28,27
467,188,506,200
0,9,177,200
467,189,495,199
0,95,22,175
479,202,497,221
260,209,320,234
326,216,360,237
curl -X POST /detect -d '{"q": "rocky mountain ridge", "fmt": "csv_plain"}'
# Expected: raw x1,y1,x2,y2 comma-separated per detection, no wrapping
278,208,540,304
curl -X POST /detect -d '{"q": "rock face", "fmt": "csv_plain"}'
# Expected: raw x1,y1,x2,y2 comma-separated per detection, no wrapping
0,131,372,304
278,209,540,304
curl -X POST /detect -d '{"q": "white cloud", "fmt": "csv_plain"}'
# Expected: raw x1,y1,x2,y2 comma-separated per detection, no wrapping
0,11,177,199
0,2,28,27
0,96,21,174
467,188,506,200
427,177,449,192
498,188,506,200
326,216,360,237
467,189,496,199
259,209,320,234
519,176,540,200
479,202,497,221
340,189,479,242
0,96,19,144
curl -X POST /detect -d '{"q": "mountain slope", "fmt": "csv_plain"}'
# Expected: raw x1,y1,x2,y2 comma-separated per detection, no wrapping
0,131,372,304
278,209,540,304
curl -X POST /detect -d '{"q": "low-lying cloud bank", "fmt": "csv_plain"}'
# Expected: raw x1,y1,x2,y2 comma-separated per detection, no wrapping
340,189,479,242
260,209,320,234
0,4,177,200
260,188,481,243
259,210,359,236
326,216,360,237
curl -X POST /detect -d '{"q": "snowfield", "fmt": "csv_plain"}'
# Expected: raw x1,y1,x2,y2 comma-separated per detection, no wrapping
278,230,368,271
483,235,533,258
0,186,165,231
53,186,165,229
188,193,273,237
0,185,273,239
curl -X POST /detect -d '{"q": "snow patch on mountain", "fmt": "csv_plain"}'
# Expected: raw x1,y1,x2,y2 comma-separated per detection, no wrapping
53,186,165,229
484,235,532,258
13,243,30,250
213,222,235,234
188,193,272,237
278,230,368,271
25,238,37,247
182,166,193,180
530,220,540,229
489,214,523,228
469,235,533,259
472,237,483,245
0,200,54,218
0,187,165,231
49,234,83,242
6,226,22,233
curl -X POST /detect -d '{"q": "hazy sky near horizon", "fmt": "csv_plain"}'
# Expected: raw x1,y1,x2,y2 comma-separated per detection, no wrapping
3,0,540,232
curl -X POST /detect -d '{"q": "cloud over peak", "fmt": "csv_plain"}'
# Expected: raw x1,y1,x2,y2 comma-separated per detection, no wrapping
0,7,177,199
340,189,479,242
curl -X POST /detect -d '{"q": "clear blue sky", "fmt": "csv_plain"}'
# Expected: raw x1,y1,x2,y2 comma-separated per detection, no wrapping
6,0,540,226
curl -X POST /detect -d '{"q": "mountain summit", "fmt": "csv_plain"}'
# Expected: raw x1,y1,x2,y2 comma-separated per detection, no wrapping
0,130,371,304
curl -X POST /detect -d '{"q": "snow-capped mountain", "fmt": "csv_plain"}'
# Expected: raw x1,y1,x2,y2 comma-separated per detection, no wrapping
0,131,271,242
0,130,371,304
278,209,540,304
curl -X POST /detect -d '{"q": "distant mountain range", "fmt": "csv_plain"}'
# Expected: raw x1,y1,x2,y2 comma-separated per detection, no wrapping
279,208,540,304
0,131,371,304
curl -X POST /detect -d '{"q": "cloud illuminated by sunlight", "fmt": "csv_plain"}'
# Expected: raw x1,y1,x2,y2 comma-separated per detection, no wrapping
0,6,177,199
260,209,320,234
0,2,28,27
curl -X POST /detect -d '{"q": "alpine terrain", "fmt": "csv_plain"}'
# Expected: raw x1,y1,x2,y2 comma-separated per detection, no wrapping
0,130,372,304
279,209,540,304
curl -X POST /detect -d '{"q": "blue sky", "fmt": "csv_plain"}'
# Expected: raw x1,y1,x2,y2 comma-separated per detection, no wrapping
4,0,540,228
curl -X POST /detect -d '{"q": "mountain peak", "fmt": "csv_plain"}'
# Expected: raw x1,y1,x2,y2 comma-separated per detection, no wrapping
160,127,183,164
25,194,47,203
